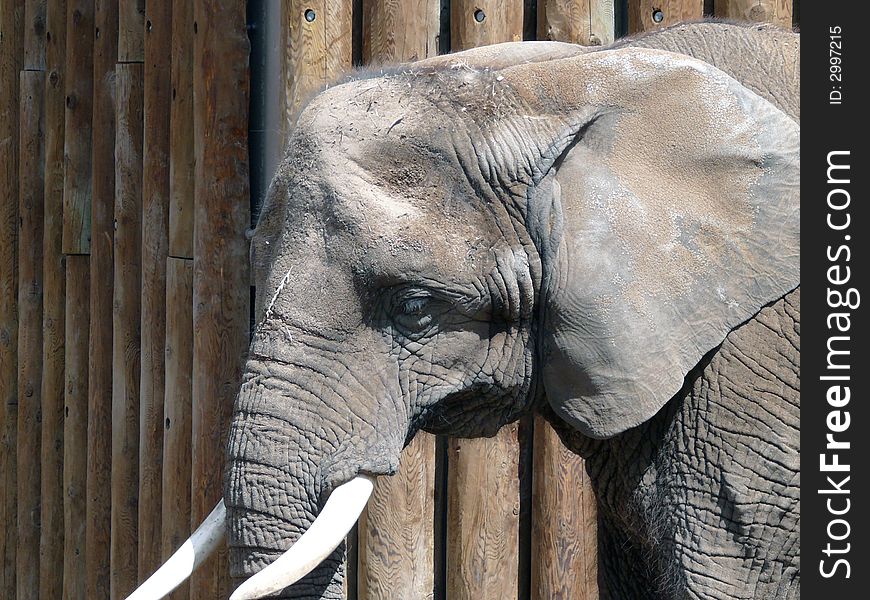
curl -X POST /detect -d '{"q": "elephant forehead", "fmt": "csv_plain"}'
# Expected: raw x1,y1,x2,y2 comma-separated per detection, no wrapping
265,138,502,291
320,158,500,284
276,72,526,285
298,75,434,145
296,63,518,159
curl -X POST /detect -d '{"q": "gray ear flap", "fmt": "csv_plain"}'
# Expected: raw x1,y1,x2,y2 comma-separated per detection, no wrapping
504,48,800,438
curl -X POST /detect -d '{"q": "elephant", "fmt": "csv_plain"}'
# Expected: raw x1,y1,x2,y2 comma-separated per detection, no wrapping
128,20,799,600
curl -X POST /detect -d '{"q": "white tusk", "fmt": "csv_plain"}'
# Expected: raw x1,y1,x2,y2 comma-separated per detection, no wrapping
125,499,227,600
229,475,375,600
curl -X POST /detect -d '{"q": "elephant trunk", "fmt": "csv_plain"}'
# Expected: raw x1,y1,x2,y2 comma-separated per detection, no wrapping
226,489,346,600
225,387,344,599
230,475,374,600
224,350,403,600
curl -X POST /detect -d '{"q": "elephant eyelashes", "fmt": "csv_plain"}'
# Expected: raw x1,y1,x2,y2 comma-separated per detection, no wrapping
400,297,429,315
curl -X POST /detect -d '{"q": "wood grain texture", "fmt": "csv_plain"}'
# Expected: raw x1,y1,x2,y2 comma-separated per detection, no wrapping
444,10,527,592
63,254,89,600
355,8,440,597
37,3,67,597
283,0,352,131
362,0,440,64
446,424,521,600
23,0,46,69
190,2,250,598
16,70,45,600
714,0,793,27
628,0,704,33
61,0,94,254
358,433,436,600
168,0,194,259
450,0,524,51
160,257,193,600
138,0,172,579
530,414,598,599
111,61,143,600
118,0,144,62
85,2,118,597
537,0,615,45
0,2,23,597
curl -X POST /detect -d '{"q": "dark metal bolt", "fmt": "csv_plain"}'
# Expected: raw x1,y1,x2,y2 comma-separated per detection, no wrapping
652,9,664,23
474,9,486,23
305,9,316,22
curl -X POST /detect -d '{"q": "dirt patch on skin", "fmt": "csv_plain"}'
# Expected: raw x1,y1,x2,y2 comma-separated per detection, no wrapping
600,53,759,313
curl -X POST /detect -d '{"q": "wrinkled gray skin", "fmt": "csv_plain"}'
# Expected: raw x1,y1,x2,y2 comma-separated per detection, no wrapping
226,22,800,600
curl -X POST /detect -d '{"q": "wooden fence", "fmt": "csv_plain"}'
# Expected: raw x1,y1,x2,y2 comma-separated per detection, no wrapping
0,1,797,599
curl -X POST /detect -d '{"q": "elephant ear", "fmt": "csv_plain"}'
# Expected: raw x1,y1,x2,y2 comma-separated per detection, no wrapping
499,48,799,438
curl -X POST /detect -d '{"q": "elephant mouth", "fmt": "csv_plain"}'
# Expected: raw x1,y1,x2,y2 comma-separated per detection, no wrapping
124,475,375,600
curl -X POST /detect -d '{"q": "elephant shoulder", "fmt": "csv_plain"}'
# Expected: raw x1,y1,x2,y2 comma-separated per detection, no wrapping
704,287,800,411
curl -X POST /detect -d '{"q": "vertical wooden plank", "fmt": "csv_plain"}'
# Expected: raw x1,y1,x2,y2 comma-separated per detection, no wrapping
63,254,89,600
628,0,703,33
118,0,144,62
138,0,173,581
537,0,615,46
38,2,66,598
86,2,118,597
358,435,436,600
168,0,194,259
450,0,524,51
446,423,522,600
23,0,46,69
283,0,353,130
111,61,144,600
61,0,94,254
190,2,250,598
160,257,193,600
358,454,439,598
355,7,439,598
16,69,45,600
0,2,24,598
714,0,793,27
530,415,598,600
444,6,525,599
531,6,608,594
362,0,440,63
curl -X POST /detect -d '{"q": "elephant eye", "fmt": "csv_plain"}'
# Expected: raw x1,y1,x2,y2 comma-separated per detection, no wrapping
392,291,436,334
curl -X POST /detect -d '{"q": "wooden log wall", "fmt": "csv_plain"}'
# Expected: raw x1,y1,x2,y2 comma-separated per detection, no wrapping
0,1,797,599
1,0,251,598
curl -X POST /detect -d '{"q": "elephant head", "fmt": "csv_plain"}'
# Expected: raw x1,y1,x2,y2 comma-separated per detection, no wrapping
129,40,798,600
